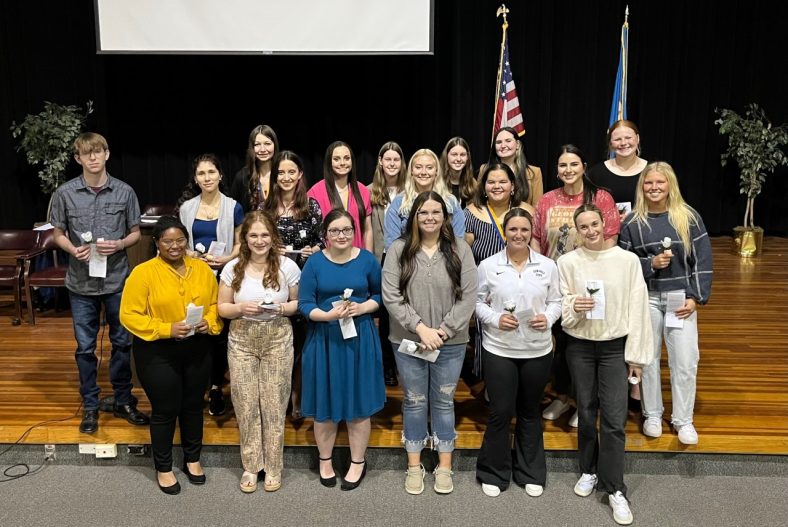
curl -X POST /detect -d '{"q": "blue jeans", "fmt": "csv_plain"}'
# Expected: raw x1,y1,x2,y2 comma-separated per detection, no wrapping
70,291,133,410
643,291,699,426
393,342,465,454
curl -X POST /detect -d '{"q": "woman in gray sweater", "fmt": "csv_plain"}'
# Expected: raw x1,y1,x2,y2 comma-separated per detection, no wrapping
382,191,477,496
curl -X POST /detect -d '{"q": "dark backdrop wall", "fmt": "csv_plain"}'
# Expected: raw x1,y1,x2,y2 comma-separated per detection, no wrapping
2,0,787,234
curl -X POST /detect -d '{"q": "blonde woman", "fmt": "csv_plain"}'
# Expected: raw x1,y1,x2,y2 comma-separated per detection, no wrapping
619,162,713,445
218,211,300,493
383,148,465,249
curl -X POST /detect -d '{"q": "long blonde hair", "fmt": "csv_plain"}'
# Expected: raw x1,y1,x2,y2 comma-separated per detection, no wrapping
399,149,455,216
629,161,698,254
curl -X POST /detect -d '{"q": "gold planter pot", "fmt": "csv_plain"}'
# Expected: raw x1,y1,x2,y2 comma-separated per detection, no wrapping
731,226,764,257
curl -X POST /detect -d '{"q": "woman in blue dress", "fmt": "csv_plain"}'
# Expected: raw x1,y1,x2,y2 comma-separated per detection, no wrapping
298,208,385,491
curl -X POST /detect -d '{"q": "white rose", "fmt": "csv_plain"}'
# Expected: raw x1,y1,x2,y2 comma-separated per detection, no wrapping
80,231,93,243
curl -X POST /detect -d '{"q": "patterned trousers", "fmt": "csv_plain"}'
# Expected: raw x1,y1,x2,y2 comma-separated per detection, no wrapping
228,317,294,476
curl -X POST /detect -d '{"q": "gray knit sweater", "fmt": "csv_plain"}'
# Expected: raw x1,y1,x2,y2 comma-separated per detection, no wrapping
618,209,713,304
382,238,477,345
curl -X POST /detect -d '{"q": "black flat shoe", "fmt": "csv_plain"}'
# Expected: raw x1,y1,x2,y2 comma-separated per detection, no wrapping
341,459,367,491
318,455,336,488
79,409,99,434
183,462,206,485
158,474,181,495
384,368,398,387
113,404,150,426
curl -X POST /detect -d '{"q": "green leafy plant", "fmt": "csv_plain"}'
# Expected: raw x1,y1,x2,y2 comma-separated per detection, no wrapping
714,103,788,228
10,100,94,193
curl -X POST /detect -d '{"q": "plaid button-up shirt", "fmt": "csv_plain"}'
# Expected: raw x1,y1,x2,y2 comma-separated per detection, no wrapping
50,173,141,295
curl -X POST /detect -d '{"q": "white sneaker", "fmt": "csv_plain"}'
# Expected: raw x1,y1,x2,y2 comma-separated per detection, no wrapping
481,483,501,497
676,423,699,445
542,399,571,420
574,473,597,497
525,484,543,497
609,491,633,525
642,417,663,438
568,410,579,428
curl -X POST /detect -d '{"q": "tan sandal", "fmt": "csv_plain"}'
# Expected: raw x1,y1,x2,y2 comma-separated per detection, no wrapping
264,474,281,492
240,471,258,493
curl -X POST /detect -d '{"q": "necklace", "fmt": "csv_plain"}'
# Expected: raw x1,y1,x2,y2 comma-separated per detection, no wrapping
200,195,220,220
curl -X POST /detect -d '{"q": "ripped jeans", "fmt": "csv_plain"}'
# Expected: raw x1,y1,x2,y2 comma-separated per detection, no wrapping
393,342,465,454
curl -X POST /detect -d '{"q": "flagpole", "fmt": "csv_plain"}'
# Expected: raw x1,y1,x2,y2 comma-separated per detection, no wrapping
491,4,509,146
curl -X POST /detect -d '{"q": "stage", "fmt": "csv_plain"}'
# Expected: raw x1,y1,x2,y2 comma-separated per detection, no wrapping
1,237,786,455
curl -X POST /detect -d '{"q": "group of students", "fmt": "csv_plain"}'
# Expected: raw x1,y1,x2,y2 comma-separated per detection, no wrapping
51,122,712,526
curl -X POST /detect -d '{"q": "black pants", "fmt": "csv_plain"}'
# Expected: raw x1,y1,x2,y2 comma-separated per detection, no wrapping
476,348,553,490
565,335,628,496
210,322,229,388
550,321,572,396
133,335,211,472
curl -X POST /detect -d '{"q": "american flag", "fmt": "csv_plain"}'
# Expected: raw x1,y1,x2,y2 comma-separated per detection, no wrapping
494,33,525,136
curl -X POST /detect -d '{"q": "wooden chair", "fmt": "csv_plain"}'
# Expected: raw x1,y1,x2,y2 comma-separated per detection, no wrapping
21,229,68,325
0,229,40,325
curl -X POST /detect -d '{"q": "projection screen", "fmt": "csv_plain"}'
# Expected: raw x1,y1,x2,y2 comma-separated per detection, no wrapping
95,0,434,55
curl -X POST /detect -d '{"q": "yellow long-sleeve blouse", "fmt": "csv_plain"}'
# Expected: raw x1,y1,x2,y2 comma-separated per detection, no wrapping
120,255,223,341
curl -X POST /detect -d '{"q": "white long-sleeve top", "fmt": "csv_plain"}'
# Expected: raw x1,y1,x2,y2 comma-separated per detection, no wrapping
475,249,562,359
557,246,653,367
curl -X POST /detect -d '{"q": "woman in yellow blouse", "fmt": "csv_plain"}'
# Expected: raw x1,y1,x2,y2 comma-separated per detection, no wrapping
120,216,222,495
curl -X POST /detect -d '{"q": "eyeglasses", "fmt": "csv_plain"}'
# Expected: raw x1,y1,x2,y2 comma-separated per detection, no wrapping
159,237,188,248
327,227,354,238
416,210,443,219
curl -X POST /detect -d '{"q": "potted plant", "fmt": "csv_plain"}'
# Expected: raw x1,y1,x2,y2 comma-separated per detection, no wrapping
10,100,94,218
714,103,788,257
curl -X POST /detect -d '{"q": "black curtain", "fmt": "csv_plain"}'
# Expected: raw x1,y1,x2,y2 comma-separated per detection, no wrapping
2,0,787,234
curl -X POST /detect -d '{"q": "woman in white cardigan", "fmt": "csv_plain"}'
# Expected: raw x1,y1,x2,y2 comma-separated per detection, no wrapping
177,153,244,416
557,203,653,526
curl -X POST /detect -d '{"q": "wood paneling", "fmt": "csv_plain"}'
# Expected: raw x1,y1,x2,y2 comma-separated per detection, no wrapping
1,237,786,454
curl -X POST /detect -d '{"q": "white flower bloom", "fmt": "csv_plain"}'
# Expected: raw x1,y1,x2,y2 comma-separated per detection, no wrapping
81,231,93,243
195,243,206,253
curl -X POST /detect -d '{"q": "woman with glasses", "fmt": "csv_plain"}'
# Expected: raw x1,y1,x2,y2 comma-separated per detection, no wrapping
383,191,477,495
298,209,385,491
120,216,223,494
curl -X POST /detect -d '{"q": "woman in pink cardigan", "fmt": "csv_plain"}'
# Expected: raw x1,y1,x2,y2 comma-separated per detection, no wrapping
307,141,373,251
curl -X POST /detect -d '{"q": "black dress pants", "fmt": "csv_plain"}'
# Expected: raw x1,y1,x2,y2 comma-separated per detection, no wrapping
476,348,553,490
133,335,211,472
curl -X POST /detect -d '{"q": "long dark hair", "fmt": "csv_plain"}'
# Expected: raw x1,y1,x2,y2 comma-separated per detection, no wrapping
264,151,310,220
557,144,600,205
175,153,227,213
490,126,529,203
440,137,476,203
472,162,521,209
231,211,283,292
247,125,280,211
322,141,367,237
397,191,463,304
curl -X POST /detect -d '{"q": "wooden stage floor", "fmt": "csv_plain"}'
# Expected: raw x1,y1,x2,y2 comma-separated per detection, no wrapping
1,237,786,455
